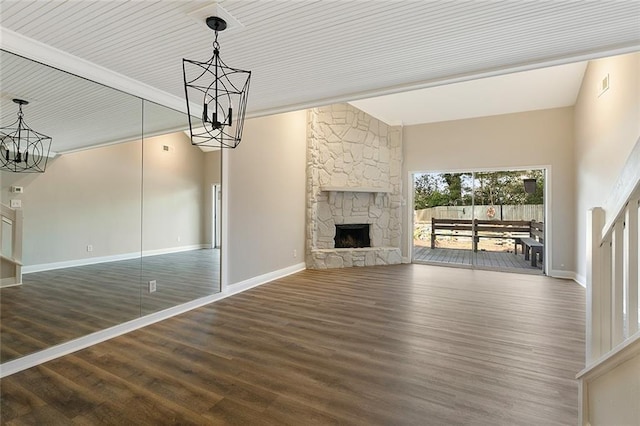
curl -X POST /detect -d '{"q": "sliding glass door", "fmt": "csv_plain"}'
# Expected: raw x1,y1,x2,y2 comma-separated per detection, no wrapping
470,170,545,273
412,169,545,274
413,172,474,267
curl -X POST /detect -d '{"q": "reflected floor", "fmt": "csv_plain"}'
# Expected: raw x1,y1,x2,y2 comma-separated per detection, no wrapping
0,249,220,363
413,246,543,274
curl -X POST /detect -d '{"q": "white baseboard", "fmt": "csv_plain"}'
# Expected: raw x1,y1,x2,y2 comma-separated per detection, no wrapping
142,244,210,258
226,262,306,294
0,261,306,378
549,270,575,280
22,245,210,274
548,269,586,288
402,256,411,264
23,252,140,274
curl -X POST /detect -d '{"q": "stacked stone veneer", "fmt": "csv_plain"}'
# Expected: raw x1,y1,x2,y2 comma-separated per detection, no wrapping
306,103,402,269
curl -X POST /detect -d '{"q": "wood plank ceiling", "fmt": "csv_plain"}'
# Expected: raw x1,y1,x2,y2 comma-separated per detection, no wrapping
1,1,639,152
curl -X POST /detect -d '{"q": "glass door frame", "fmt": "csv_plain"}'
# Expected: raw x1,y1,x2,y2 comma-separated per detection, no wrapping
409,166,550,275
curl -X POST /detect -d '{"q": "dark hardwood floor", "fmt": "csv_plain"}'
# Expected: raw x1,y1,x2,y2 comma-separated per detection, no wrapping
0,264,585,425
1,249,220,363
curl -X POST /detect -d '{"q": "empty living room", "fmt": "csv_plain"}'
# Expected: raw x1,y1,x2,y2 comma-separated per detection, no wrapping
1,1,639,424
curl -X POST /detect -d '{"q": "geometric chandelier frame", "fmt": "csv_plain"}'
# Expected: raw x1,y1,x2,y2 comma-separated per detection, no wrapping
183,16,251,149
1,99,52,173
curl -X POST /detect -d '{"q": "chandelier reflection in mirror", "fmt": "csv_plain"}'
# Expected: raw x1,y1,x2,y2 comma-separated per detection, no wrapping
183,16,251,149
1,99,52,173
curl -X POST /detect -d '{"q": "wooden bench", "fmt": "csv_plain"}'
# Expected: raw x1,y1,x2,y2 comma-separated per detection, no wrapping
430,218,532,252
515,221,544,267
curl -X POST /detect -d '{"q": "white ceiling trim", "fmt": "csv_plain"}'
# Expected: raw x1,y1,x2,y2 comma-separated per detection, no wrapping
58,123,192,156
0,26,188,114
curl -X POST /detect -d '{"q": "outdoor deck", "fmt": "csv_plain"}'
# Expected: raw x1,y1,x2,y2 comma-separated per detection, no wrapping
413,246,543,274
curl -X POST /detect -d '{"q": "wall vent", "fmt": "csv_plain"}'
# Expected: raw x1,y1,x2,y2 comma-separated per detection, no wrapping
598,73,609,97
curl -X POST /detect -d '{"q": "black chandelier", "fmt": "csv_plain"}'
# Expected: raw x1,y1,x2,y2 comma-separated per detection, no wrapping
183,16,251,149
1,99,52,173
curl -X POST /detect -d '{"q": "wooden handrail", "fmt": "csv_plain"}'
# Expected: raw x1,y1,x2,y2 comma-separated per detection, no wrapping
600,137,640,242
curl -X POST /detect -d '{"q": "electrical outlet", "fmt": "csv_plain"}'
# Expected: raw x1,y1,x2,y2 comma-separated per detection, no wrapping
177,235,181,242
148,280,157,293
293,249,297,258
87,245,93,252
10,199,21,208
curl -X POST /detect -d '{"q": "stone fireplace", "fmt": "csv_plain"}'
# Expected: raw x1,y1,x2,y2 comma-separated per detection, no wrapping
306,103,402,269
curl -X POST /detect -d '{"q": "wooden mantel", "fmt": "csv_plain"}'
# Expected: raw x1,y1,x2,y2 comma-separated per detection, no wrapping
320,186,392,193
320,186,392,204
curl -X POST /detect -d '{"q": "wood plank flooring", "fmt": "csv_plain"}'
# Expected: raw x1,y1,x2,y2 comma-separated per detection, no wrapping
413,247,543,273
0,264,585,425
0,249,220,363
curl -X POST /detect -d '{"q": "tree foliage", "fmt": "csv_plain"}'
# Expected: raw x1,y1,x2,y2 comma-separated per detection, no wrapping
414,170,544,210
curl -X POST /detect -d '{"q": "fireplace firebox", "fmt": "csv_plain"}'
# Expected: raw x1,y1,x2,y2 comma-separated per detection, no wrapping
334,224,371,248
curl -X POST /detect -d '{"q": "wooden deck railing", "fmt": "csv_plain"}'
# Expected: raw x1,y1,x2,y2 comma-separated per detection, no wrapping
578,138,640,425
430,218,541,252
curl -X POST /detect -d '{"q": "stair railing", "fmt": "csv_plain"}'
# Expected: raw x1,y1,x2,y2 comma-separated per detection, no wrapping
578,138,640,425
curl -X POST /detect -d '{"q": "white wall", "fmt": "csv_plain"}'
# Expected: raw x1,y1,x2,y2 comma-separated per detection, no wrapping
574,52,640,283
2,131,208,268
14,140,143,265
226,110,307,285
142,131,206,252
402,107,575,275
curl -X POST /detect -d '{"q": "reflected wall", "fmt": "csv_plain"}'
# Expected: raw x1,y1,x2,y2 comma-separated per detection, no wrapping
140,101,221,315
0,50,221,365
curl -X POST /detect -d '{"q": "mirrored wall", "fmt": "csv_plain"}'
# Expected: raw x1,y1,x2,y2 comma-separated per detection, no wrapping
0,50,221,364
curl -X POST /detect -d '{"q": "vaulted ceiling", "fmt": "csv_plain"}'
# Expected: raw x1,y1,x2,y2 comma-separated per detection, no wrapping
1,1,639,152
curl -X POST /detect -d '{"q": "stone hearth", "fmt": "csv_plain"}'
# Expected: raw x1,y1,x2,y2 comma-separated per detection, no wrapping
306,103,402,269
